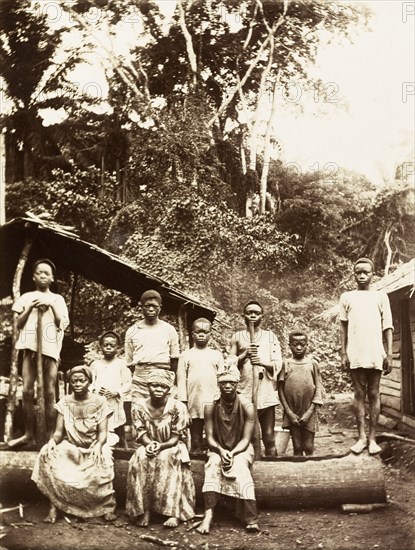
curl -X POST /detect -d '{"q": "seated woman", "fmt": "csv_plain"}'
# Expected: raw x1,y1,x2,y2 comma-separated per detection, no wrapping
32,365,116,523
197,365,259,534
126,369,195,528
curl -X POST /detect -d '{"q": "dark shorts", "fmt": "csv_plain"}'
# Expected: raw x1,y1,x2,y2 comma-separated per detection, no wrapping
22,350,58,369
350,368,381,389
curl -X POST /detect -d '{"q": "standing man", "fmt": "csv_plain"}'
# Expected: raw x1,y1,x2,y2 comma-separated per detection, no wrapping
229,300,282,456
125,290,180,402
196,366,259,534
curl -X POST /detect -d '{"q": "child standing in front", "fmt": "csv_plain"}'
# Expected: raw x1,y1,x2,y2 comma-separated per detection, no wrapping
278,330,324,456
340,257,393,455
8,259,69,448
91,331,132,449
177,318,224,454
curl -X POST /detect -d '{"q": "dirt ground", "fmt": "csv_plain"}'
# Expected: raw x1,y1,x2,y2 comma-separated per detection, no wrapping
1,394,414,550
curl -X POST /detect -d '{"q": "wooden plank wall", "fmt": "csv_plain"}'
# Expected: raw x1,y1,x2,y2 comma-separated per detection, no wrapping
380,292,402,419
411,297,415,368
380,289,415,431
403,296,415,419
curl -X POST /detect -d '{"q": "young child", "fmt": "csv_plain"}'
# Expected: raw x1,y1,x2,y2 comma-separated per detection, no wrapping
91,330,132,449
340,257,393,455
177,318,224,454
8,259,69,448
278,330,324,456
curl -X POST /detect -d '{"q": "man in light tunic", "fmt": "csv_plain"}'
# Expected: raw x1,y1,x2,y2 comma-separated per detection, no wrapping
125,290,180,402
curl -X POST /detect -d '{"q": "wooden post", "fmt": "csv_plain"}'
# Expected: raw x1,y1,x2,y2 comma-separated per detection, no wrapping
69,273,78,340
248,320,262,459
4,238,33,442
35,309,47,447
177,304,189,353
0,131,5,226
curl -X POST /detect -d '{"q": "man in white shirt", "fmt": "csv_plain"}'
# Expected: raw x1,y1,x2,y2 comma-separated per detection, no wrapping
125,290,180,402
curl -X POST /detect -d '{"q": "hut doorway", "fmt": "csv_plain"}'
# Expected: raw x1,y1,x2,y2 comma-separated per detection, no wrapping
401,298,415,417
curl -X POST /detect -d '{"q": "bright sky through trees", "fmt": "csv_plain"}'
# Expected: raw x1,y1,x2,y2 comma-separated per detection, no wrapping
19,0,414,185
276,1,414,184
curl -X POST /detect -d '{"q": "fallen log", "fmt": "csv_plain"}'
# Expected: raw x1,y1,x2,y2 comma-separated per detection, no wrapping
0,451,386,509
341,503,387,514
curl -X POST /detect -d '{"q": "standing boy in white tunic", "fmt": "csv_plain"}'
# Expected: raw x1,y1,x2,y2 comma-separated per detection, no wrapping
340,258,393,455
8,259,69,448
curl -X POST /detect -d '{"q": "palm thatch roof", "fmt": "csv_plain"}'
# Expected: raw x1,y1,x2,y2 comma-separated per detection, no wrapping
373,259,414,295
318,259,414,322
0,215,216,322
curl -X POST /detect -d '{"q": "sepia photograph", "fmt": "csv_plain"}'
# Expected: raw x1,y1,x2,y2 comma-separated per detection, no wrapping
0,1,414,549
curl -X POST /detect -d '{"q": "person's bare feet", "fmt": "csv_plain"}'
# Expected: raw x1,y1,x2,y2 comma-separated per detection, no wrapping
104,512,117,522
44,504,58,524
163,517,179,528
7,435,36,449
246,522,260,532
136,511,150,527
196,510,213,534
264,446,277,457
190,447,203,456
368,440,382,455
350,438,367,454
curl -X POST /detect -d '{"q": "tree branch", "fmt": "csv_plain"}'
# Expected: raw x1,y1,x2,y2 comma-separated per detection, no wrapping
177,0,198,90
209,2,288,128
259,70,280,214
208,32,272,127
66,6,150,105
384,226,392,276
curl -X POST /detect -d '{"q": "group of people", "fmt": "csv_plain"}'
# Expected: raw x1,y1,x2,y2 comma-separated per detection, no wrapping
6,256,393,532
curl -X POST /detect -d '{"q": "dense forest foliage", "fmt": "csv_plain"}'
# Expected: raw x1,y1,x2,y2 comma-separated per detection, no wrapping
1,0,413,391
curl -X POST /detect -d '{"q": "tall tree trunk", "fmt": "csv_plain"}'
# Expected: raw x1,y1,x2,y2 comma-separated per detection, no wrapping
259,72,280,214
249,36,275,172
384,227,393,276
116,157,122,202
208,31,274,128
208,2,287,129
178,305,189,352
23,143,33,179
100,154,105,198
0,132,5,225
177,0,198,90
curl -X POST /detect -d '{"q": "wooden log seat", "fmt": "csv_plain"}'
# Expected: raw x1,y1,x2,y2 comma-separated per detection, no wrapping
0,451,386,509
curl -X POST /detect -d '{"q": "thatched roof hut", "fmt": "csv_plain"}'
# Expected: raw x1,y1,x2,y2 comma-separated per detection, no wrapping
0,215,217,442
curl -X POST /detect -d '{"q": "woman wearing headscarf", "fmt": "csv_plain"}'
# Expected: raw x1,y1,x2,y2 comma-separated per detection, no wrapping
126,368,195,528
31,365,116,523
